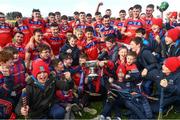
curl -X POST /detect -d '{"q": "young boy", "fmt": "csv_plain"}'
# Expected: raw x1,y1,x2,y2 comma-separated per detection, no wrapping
36,44,52,65
60,35,80,66
0,50,15,119
160,57,180,114
83,27,100,60
162,28,180,58
3,46,26,104
125,51,140,87
15,60,71,119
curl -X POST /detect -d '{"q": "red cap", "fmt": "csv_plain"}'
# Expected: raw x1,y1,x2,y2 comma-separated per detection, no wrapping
164,57,180,73
166,28,180,42
169,12,177,19
152,18,163,28
32,60,50,77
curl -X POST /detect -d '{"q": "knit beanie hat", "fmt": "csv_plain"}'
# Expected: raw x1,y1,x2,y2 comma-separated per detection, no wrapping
166,28,180,42
152,18,163,28
169,12,177,19
164,57,180,73
32,60,50,77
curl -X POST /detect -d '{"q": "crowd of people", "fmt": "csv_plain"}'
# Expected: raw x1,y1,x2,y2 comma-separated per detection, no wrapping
0,2,180,119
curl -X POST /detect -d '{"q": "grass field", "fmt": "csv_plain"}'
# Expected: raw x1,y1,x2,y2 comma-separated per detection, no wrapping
76,101,180,119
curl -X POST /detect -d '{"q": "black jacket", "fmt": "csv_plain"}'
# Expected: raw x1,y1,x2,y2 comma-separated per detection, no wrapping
15,74,73,118
136,47,160,72
163,69,180,97
60,43,80,66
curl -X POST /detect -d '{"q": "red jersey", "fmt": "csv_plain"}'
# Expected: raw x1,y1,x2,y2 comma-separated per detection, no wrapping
93,21,103,36
123,18,145,44
44,33,66,55
114,20,126,31
73,21,88,32
144,17,154,36
6,43,26,60
25,40,49,60
83,38,99,60
59,23,73,35
0,23,13,47
44,22,52,33
24,18,45,34
15,25,32,45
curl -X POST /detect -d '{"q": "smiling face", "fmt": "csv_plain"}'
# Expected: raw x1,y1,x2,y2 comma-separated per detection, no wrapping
39,49,50,60
36,72,48,85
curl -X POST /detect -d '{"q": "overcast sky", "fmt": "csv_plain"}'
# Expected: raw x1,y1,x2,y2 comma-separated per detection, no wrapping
0,0,179,17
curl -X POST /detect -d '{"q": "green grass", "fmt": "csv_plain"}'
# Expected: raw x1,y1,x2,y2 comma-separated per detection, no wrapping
76,101,180,119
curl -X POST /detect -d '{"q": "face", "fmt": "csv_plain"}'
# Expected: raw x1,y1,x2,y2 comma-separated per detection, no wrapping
103,17,110,27
106,10,112,16
95,14,102,21
55,14,61,20
85,31,93,40
0,15,5,23
64,58,72,67
117,69,125,80
126,55,135,65
74,14,79,20
130,41,140,52
140,14,146,19
146,7,154,17
32,12,41,20
61,19,68,24
133,8,141,18
69,38,77,47
66,32,73,39
13,54,19,62
39,50,50,60
86,16,92,23
151,25,160,33
165,36,173,45
106,41,113,49
5,59,14,68
79,57,86,65
34,32,43,43
14,33,24,44
37,72,48,85
128,10,133,18
119,12,126,20
162,64,171,75
76,31,83,39
56,61,64,71
48,15,55,23
50,26,59,35
79,13,86,22
118,48,128,58
135,33,144,38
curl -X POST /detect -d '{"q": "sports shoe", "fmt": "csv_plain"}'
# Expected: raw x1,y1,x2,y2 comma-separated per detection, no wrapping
83,107,97,115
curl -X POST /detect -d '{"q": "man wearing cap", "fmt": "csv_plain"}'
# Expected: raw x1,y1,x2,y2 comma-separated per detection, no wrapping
15,60,72,119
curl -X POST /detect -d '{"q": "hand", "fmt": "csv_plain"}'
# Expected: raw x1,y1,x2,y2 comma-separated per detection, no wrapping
66,49,72,53
160,79,168,88
29,36,35,48
21,105,29,116
0,66,10,76
108,77,114,83
125,32,132,37
125,74,130,79
130,92,138,95
98,2,103,7
155,35,161,44
98,61,105,67
141,68,148,77
64,72,71,80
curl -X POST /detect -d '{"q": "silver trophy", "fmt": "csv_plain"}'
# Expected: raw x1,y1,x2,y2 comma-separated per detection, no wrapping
85,60,98,78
